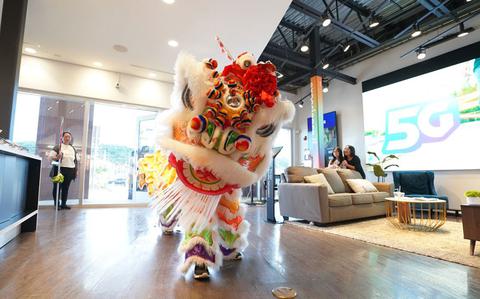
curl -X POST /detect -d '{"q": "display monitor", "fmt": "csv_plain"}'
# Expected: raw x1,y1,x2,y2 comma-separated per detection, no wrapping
362,57,480,170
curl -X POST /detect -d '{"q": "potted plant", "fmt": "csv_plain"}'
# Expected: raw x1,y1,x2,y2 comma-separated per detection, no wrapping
465,190,480,205
366,151,399,182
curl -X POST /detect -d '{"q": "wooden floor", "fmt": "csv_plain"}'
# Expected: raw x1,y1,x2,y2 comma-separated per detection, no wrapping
1,207,480,299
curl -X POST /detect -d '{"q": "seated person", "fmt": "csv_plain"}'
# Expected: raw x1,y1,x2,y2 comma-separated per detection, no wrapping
327,147,344,169
341,145,366,179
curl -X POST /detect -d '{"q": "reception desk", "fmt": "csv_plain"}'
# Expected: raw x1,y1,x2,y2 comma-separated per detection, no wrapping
0,143,41,248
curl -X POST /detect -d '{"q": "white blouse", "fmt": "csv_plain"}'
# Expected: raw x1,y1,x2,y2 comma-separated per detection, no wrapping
49,144,77,168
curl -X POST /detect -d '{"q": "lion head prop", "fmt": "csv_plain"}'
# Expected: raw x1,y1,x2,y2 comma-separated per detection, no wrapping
139,51,295,231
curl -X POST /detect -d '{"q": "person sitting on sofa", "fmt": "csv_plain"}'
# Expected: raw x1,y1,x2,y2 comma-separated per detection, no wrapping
341,145,366,179
327,147,345,169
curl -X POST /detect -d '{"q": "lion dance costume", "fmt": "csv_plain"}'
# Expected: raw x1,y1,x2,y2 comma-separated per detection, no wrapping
138,48,294,279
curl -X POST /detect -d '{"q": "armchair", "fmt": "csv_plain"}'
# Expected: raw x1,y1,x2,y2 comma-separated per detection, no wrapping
392,171,449,209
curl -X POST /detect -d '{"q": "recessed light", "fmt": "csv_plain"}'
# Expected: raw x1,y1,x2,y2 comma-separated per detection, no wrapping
416,47,426,60
369,16,380,28
93,61,103,67
24,47,37,54
411,24,422,38
168,40,179,47
149,73,157,78
300,45,309,52
163,0,175,4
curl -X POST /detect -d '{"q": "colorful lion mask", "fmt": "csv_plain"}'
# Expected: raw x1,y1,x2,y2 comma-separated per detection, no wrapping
138,50,294,276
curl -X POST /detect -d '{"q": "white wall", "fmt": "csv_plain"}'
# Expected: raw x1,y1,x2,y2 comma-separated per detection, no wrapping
19,55,173,108
292,20,480,210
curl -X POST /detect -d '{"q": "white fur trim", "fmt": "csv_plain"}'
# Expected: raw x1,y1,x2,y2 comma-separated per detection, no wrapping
180,256,219,273
159,138,259,187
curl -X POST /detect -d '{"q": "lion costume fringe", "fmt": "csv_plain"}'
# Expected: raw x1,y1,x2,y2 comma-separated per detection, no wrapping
138,49,294,276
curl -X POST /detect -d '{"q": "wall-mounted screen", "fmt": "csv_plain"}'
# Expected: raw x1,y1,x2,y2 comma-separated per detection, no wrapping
362,57,480,170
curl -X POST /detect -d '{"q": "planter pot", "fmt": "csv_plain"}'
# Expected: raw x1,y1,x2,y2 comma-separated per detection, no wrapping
466,197,480,205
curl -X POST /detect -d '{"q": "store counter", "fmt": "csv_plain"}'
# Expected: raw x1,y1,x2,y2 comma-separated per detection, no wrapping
0,143,41,248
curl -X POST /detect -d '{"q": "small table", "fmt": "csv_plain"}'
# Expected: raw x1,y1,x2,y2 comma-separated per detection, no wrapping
461,204,480,256
385,197,447,231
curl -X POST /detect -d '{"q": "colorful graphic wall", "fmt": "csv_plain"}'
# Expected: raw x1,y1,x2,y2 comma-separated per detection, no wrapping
362,57,480,170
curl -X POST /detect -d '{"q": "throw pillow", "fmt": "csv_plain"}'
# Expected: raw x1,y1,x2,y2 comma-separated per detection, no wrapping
319,169,346,193
304,173,335,194
346,179,378,193
337,169,363,193
285,166,318,183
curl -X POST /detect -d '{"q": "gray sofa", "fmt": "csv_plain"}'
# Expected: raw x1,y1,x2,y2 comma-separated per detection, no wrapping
279,166,394,224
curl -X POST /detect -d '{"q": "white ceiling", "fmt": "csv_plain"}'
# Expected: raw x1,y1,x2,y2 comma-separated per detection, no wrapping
23,0,291,82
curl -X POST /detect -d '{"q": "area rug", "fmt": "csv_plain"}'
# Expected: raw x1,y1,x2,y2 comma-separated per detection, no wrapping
286,218,480,269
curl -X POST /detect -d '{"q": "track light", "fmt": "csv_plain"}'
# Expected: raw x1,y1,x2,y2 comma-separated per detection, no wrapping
411,24,422,38
275,71,284,79
457,22,470,38
298,101,304,108
416,47,426,60
322,12,331,27
369,16,380,28
343,44,350,52
322,80,329,93
322,62,330,70
300,44,309,52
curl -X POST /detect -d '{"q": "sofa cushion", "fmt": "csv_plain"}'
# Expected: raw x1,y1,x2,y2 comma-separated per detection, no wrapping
346,179,378,193
285,166,318,183
328,194,352,207
320,169,346,193
304,174,334,194
351,193,374,205
372,191,389,203
337,169,363,193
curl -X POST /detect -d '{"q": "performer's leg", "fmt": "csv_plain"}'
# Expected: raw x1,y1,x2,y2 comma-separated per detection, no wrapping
216,189,250,260
179,223,221,279
158,204,178,234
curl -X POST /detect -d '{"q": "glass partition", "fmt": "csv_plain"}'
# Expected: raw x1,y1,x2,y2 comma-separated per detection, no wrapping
12,92,86,203
85,103,158,204
12,91,160,206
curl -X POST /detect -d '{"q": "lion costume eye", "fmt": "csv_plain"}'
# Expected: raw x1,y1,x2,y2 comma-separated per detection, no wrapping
182,84,193,110
256,124,276,137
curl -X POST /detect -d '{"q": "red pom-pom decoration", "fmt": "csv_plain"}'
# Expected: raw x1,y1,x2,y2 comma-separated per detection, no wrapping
243,63,278,107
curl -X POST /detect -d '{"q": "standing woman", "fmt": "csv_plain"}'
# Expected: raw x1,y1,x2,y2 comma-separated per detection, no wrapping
328,146,344,168
341,145,366,179
49,132,78,210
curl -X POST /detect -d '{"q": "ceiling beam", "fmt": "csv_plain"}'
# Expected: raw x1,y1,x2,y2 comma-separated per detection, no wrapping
417,0,445,17
290,0,380,48
279,19,307,33
337,0,371,17
263,43,357,84
278,72,311,87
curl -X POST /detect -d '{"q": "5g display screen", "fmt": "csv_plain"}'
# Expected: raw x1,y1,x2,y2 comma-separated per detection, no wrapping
362,57,480,170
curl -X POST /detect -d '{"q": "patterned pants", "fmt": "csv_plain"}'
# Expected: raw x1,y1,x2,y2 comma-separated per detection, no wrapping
159,189,250,272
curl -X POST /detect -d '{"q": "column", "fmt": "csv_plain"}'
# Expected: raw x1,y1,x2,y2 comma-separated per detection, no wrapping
310,75,325,168
0,0,28,139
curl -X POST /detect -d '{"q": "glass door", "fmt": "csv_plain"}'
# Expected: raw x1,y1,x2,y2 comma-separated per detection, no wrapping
85,103,158,204
12,92,86,204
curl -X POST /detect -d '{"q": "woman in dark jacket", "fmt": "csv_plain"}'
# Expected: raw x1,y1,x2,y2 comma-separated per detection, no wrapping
341,145,366,179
